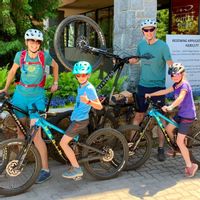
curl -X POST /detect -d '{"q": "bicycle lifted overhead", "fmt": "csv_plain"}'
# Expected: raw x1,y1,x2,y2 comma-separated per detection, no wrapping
0,93,128,196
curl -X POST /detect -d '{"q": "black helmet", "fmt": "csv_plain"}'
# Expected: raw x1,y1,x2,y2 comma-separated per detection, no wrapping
168,63,185,75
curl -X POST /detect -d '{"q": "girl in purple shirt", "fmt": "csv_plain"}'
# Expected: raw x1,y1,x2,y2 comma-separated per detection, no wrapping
145,63,198,178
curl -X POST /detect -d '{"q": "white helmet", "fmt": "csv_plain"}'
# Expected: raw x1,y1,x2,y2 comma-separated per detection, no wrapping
24,29,43,41
141,19,157,29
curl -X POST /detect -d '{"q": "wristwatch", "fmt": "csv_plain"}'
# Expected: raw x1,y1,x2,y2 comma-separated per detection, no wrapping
53,81,58,85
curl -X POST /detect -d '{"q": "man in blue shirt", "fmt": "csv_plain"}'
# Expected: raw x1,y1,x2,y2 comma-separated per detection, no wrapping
129,19,173,161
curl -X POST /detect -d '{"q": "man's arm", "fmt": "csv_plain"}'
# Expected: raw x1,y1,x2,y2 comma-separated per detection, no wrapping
167,60,173,67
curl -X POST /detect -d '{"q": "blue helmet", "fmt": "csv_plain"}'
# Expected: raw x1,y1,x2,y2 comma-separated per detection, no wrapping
72,61,92,74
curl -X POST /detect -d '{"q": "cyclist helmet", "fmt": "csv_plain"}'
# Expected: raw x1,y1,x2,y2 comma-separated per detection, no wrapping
168,63,185,75
72,61,92,74
24,29,43,41
141,19,157,29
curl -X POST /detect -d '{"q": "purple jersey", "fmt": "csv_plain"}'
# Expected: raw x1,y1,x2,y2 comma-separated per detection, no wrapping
173,81,196,119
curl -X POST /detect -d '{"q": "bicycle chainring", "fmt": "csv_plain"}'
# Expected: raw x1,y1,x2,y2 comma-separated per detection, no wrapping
6,160,23,177
102,147,114,162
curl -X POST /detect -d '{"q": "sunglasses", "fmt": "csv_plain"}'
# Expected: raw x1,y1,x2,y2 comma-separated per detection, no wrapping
28,39,42,45
142,28,155,32
171,73,181,77
75,74,88,78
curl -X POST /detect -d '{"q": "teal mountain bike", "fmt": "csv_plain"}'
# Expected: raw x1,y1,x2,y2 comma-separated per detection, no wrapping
0,93,128,196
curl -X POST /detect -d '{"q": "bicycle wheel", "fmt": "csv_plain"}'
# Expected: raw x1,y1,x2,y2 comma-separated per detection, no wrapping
125,130,152,170
0,139,41,196
82,128,128,180
0,145,8,174
54,15,106,71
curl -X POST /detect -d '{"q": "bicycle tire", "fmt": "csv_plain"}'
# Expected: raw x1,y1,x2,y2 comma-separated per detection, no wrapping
0,139,41,196
54,15,106,71
82,128,128,180
0,145,8,174
125,130,152,170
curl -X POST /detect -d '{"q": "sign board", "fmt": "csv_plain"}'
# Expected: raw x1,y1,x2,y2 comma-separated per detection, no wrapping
166,34,200,96
171,0,199,34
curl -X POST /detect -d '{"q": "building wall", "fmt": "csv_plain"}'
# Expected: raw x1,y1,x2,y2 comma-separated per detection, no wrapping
114,0,157,91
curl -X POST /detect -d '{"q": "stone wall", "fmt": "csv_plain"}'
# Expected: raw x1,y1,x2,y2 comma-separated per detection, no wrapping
113,0,157,91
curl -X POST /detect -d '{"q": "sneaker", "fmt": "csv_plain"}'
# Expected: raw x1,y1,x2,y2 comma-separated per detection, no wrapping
157,147,165,162
166,148,181,156
62,166,83,179
35,169,52,184
185,163,198,178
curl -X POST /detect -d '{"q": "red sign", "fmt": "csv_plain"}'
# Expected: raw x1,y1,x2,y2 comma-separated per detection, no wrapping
171,0,199,34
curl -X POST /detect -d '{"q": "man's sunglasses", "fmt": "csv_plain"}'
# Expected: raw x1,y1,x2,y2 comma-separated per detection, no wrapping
142,27,155,32
75,74,88,78
28,39,42,45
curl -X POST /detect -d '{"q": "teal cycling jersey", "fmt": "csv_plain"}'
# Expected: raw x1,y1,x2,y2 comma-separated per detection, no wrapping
71,82,98,121
14,50,52,96
137,39,172,88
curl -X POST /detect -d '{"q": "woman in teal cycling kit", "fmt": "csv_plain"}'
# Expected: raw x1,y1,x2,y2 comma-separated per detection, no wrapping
0,29,59,183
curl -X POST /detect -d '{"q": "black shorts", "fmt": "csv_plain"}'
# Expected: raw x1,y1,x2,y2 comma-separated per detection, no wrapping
136,85,165,112
174,115,194,135
65,119,89,138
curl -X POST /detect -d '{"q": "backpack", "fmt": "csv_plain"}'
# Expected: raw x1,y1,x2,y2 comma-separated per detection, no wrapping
16,50,46,88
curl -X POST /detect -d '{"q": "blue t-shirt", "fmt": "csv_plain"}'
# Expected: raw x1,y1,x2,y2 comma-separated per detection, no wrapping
14,50,52,96
137,39,172,87
71,82,98,121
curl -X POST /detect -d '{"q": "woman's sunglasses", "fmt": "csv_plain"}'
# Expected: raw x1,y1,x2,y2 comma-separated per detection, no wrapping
142,27,155,32
75,74,88,78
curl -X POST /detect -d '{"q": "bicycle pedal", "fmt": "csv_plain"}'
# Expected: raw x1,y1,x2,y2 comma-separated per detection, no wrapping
129,151,134,156
73,176,82,181
128,142,134,148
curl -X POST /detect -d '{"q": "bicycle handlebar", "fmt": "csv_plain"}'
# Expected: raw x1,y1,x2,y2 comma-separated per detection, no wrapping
145,97,163,110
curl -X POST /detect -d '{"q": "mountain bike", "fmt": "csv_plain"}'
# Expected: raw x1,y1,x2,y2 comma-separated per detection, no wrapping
53,14,155,167
0,93,128,196
124,97,200,170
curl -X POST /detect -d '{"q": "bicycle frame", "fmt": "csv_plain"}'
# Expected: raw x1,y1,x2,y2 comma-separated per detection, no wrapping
34,116,106,163
147,107,178,147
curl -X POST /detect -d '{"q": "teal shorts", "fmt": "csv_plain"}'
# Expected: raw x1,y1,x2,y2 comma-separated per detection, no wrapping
11,92,45,119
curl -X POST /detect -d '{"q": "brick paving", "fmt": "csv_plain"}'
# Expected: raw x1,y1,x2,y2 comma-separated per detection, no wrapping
3,147,200,200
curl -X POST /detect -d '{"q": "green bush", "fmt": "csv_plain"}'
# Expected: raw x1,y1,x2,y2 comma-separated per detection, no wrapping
45,69,127,99
0,65,15,93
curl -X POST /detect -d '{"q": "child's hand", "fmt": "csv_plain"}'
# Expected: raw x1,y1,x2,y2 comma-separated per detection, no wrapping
161,105,168,112
80,92,90,104
162,105,174,112
145,93,151,98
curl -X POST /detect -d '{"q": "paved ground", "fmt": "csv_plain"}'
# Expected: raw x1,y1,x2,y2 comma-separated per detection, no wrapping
3,147,200,200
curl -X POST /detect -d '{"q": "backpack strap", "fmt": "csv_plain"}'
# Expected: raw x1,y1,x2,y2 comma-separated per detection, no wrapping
17,50,46,88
